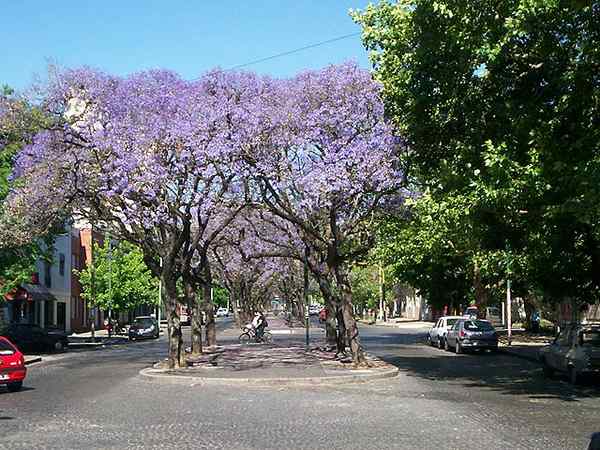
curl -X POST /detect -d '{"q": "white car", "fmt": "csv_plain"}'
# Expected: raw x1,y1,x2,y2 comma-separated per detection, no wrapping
215,307,229,317
428,316,463,349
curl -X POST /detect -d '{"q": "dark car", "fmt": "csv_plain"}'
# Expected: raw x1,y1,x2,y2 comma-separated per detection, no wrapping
128,316,159,341
0,323,69,353
446,319,498,353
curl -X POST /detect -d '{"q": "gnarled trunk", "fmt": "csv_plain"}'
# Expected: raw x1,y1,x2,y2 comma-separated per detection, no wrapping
183,276,203,356
163,273,184,369
204,280,216,347
334,266,366,366
313,271,338,348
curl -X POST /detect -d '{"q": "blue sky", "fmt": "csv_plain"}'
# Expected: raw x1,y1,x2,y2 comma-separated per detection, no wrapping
1,0,373,91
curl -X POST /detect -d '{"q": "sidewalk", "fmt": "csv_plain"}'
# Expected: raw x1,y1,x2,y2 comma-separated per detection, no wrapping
69,329,130,347
23,328,145,365
140,342,398,386
359,318,434,329
497,332,553,363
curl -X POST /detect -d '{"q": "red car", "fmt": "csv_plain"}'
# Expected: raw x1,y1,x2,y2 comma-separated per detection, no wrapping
0,336,27,392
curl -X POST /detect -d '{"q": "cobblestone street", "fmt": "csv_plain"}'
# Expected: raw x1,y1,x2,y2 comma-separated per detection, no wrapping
1,319,599,449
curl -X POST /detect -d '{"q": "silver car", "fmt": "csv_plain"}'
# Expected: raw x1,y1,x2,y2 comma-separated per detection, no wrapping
446,319,498,353
539,323,600,384
428,316,462,349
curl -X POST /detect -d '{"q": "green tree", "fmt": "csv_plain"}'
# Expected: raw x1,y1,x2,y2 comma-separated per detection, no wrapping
354,1,600,313
0,87,54,297
77,241,158,312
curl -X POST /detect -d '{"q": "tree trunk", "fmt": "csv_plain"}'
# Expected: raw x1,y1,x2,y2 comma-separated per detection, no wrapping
182,273,203,356
163,273,184,369
334,266,367,366
473,261,488,307
523,294,535,331
335,306,346,355
313,272,338,348
203,281,216,347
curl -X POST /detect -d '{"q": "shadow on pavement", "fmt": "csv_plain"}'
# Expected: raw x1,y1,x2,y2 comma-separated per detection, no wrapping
360,331,600,402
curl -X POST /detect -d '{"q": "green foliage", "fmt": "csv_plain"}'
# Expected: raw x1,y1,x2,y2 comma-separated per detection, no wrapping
77,241,158,311
0,88,54,297
354,1,600,307
350,265,380,311
212,285,229,308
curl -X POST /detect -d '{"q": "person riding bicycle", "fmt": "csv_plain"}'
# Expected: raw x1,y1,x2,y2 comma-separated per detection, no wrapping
251,311,268,340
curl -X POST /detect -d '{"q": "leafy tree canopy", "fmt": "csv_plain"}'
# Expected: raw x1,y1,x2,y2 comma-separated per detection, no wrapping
77,240,158,311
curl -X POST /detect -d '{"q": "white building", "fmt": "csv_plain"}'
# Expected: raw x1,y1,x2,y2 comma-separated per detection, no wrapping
1,226,73,332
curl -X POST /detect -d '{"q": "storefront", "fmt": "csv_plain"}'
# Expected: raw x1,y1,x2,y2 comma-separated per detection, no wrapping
3,285,59,329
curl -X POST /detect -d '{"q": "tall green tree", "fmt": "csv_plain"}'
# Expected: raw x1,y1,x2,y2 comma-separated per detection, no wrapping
354,1,600,312
77,241,158,312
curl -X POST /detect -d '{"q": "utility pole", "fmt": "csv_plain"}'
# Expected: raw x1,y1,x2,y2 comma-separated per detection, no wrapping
506,245,512,346
107,231,112,322
378,264,386,322
90,223,96,342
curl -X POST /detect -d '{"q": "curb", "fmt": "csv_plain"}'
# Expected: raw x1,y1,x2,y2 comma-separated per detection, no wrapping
24,356,42,365
497,347,540,364
139,365,399,386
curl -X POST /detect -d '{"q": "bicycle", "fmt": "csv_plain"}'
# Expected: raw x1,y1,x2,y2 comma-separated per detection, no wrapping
238,326,272,345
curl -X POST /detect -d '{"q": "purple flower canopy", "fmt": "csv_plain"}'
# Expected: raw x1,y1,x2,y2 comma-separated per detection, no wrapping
6,62,405,256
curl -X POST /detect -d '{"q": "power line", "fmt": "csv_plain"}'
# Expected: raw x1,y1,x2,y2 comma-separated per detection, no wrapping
226,32,362,71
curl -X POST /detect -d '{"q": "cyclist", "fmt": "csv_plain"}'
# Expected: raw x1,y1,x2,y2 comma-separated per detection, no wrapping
251,311,268,341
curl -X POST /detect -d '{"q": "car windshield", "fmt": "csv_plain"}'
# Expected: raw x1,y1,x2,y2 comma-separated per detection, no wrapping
135,318,154,328
446,319,458,327
464,320,494,331
0,340,16,355
581,330,600,347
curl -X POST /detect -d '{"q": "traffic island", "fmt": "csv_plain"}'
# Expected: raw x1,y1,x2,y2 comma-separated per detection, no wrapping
139,344,398,386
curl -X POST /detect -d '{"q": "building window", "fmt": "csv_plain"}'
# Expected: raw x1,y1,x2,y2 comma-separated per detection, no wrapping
44,262,52,288
59,254,65,276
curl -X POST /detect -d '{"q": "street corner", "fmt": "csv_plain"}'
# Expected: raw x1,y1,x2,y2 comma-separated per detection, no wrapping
24,355,42,365
138,344,399,387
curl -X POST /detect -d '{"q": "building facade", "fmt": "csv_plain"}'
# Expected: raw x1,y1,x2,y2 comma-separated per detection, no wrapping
2,226,73,332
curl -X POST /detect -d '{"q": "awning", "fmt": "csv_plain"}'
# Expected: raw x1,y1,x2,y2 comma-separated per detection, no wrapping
3,284,57,302
3,287,31,302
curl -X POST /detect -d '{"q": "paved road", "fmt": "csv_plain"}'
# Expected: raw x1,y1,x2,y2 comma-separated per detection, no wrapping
1,320,599,450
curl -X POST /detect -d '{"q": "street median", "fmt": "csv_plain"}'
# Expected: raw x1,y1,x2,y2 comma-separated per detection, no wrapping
139,344,398,387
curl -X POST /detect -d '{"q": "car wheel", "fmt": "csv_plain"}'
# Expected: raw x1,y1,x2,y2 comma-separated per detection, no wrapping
7,381,23,392
130,336,136,342
542,358,554,377
455,341,462,354
569,366,578,385
54,340,66,352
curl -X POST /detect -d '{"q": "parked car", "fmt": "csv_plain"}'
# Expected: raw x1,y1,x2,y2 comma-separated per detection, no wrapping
128,316,159,341
463,306,503,327
428,316,462,349
539,323,600,384
0,337,27,392
0,323,69,353
446,319,498,353
216,307,230,317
